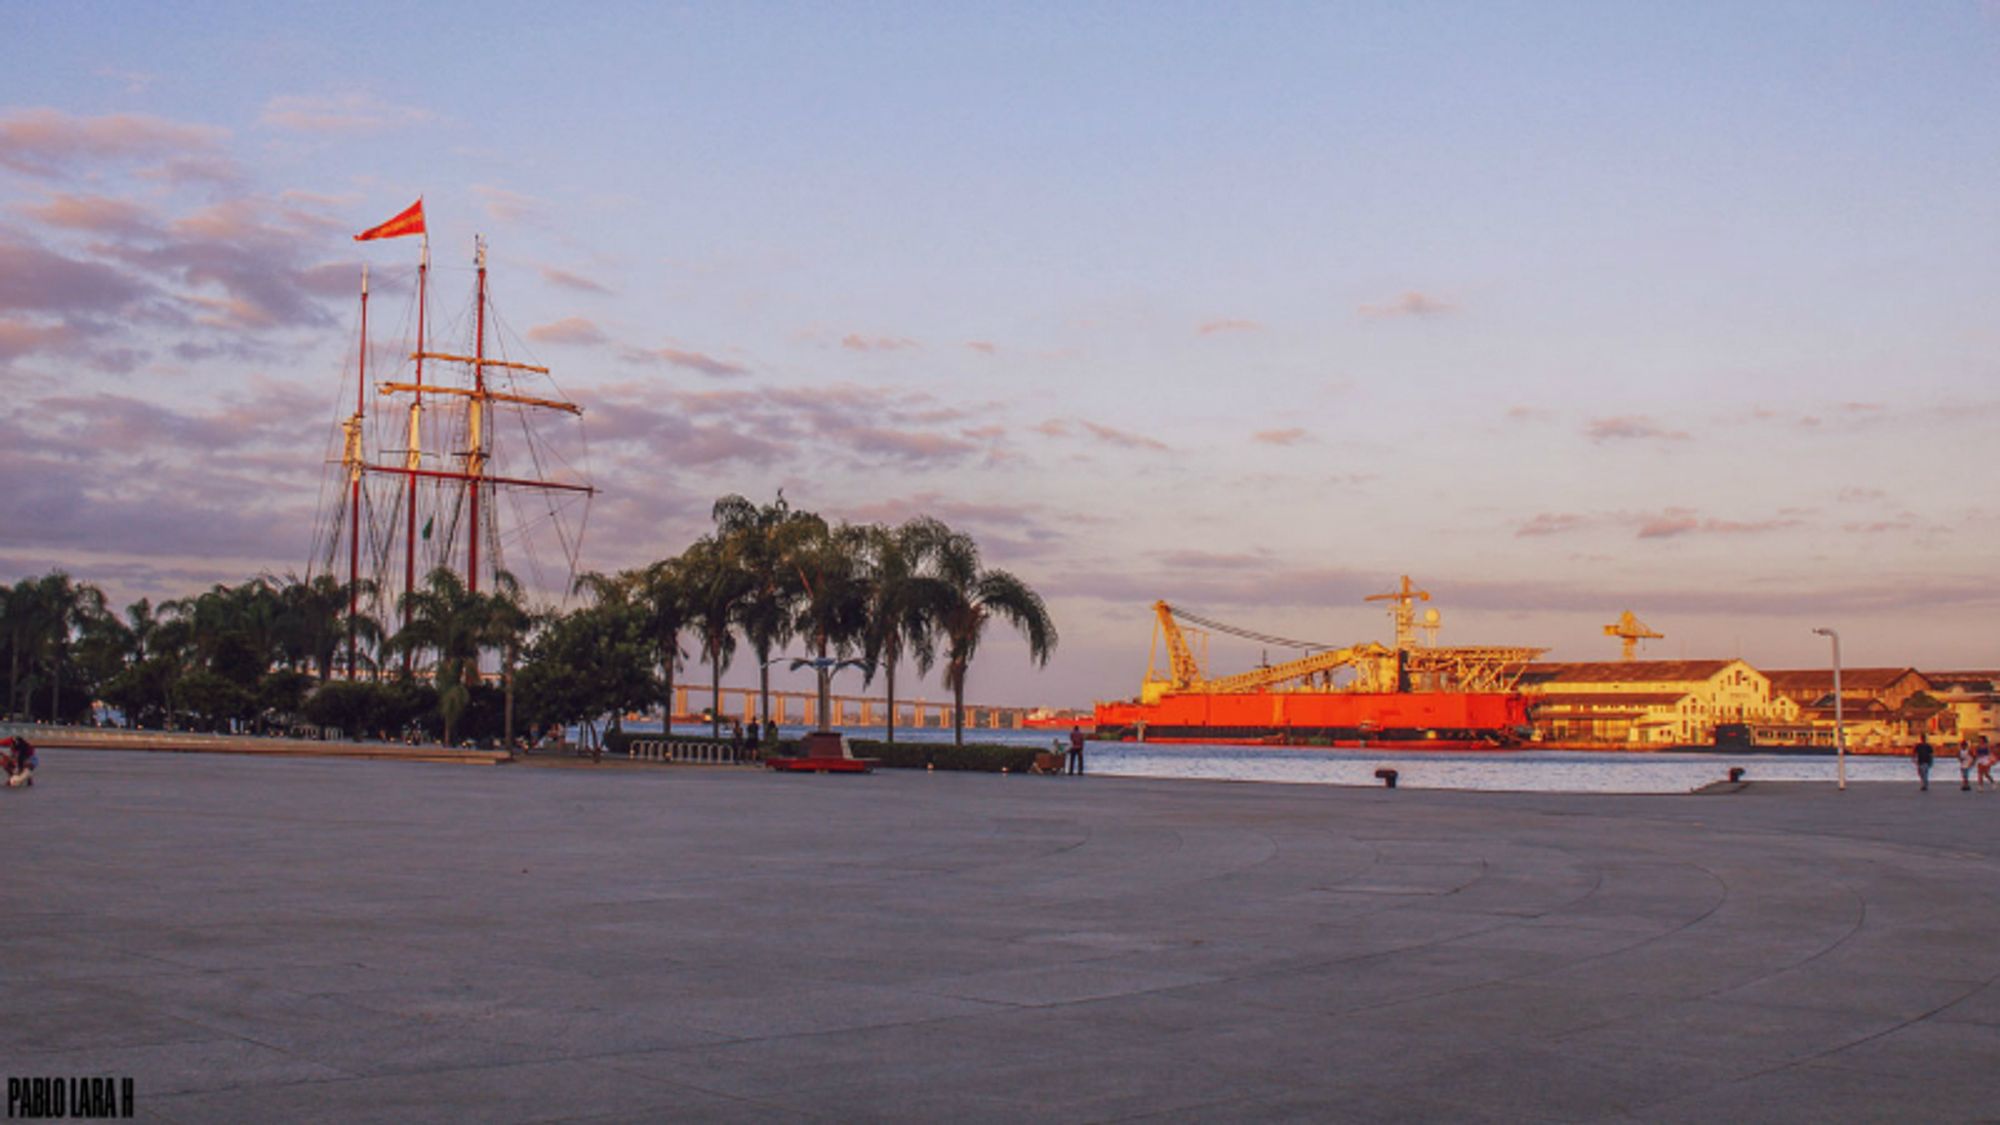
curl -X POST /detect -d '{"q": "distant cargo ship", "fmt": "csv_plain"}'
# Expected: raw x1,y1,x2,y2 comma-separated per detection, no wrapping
1092,579,1545,749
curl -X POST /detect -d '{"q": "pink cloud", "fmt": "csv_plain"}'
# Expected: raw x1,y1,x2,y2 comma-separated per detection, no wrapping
1032,419,1071,438
0,236,149,316
1506,405,1555,422
17,193,159,237
1253,427,1307,446
966,340,998,354
527,317,607,346
1635,509,1801,539
621,345,750,378
540,266,611,295
841,333,920,352
1358,291,1453,320
1079,420,1169,452
578,380,986,471
1198,318,1262,336
0,318,82,363
1517,513,1592,537
0,108,228,178
1585,415,1691,443
258,92,434,134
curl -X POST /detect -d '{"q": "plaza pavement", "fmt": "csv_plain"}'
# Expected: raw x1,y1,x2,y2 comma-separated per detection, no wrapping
3,748,1997,1123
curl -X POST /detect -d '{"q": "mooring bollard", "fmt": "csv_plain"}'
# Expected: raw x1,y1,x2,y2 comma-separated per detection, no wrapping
1374,768,1398,789
1728,767,1745,783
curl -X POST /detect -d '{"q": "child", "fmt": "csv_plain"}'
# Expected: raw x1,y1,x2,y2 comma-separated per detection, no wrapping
1,735,36,788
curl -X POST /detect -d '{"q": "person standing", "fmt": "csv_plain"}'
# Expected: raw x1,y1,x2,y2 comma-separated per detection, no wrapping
1978,736,1995,791
1914,737,1934,792
1958,741,1976,791
1067,725,1086,776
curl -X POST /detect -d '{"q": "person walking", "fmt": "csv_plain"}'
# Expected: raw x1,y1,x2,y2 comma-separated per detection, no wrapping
1066,725,1087,776
1959,741,1977,791
1978,737,1995,791
1914,737,1934,792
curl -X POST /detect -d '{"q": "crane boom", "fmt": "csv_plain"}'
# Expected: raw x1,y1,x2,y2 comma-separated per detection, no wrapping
1150,601,1205,693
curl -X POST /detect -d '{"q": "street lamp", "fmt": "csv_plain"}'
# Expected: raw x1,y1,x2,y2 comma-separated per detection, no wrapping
1812,627,1845,790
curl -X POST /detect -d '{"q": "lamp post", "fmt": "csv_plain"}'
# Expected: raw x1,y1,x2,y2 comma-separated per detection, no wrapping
1812,627,1844,790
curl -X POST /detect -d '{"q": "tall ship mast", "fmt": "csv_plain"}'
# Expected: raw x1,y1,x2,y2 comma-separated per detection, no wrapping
312,200,596,677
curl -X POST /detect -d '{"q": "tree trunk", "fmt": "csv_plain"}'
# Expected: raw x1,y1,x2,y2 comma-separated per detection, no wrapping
759,659,771,733
885,658,897,745
51,657,61,725
952,671,966,747
661,640,675,739
709,644,722,738
503,649,516,750
7,629,19,718
815,635,832,732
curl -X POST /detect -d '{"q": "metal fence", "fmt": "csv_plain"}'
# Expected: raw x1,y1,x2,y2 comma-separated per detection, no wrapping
627,739,747,765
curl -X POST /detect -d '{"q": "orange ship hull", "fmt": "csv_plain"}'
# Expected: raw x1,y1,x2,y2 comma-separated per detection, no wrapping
1094,691,1530,749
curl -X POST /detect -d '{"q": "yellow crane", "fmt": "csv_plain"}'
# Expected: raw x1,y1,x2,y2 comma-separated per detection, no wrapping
1603,611,1663,661
1139,600,1542,703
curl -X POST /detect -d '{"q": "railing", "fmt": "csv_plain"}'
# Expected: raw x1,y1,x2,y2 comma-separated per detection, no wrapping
628,739,747,765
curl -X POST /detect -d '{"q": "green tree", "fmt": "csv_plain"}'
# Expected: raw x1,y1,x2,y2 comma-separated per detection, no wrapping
929,528,1059,746
635,557,692,733
679,536,751,738
791,521,874,732
395,567,514,746
860,518,951,744
713,492,822,731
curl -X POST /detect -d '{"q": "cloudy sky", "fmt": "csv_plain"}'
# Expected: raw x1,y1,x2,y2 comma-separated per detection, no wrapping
4,3,1998,707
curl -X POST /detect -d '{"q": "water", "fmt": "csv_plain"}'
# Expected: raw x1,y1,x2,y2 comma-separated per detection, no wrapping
1089,743,1915,794
627,720,1912,794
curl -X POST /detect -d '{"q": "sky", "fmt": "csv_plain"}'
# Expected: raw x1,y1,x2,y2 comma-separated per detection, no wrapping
3,2,1999,708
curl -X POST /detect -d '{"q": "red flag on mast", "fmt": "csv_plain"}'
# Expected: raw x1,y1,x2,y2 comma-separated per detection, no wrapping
354,199,426,241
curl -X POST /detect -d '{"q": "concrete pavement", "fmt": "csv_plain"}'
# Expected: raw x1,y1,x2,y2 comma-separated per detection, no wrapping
3,750,1997,1122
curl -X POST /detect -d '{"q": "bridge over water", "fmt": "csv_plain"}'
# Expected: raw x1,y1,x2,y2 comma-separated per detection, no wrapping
667,686,1048,730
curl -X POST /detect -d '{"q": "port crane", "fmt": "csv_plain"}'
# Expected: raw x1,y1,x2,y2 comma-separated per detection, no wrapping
1603,611,1663,661
1141,595,1544,705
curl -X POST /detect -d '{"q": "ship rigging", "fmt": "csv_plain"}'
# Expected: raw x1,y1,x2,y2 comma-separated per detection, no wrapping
310,201,596,677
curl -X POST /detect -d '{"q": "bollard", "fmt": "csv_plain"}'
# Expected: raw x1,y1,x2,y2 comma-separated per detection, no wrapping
1728,767,1745,783
1374,768,1398,789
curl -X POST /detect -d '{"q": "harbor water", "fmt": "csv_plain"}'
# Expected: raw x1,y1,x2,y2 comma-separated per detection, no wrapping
640,721,1912,795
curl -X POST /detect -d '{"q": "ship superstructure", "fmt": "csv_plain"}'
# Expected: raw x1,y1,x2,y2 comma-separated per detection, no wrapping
1095,578,1546,747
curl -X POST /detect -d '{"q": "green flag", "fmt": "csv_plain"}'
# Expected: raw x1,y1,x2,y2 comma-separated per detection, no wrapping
421,516,434,541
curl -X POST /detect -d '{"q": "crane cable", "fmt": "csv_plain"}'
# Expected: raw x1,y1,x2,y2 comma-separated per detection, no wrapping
1168,606,1340,653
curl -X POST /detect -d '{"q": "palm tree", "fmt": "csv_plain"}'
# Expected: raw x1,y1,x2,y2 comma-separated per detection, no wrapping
791,521,874,732
861,519,950,744
636,557,692,734
930,528,1059,746
487,571,533,748
713,492,822,732
396,567,508,746
679,536,751,737
277,572,373,681
12,572,110,723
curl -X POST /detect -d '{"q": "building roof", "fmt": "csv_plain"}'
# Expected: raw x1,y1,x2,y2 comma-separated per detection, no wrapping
1520,660,1741,686
1923,671,2000,691
1764,668,1929,694
1529,692,1691,708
